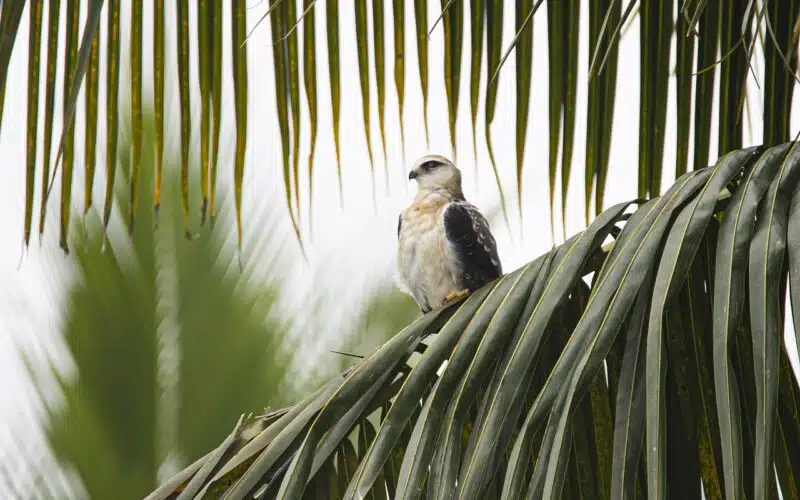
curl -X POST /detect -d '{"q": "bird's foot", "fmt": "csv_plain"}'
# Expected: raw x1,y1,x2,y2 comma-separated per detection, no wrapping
443,288,470,306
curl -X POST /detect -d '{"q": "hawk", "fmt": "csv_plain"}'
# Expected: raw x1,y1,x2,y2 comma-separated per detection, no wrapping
397,155,502,313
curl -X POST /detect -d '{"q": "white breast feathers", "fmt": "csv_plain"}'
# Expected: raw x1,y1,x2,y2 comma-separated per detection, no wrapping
397,193,461,313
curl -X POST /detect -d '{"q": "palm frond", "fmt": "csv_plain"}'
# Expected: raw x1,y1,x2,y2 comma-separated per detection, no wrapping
1,0,796,251
146,143,800,499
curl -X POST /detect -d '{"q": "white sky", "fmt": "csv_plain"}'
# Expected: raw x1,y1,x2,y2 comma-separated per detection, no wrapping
0,0,799,494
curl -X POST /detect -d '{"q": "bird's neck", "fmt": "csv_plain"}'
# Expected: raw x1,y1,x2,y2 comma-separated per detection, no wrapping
414,186,465,204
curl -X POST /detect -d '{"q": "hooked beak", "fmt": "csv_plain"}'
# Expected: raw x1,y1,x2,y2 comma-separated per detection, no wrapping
408,169,419,180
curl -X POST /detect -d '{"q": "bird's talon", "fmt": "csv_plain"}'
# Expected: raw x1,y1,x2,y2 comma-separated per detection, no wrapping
443,288,470,305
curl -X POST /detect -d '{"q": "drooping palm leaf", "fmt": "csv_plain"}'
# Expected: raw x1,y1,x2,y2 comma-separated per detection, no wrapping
326,0,343,202
484,0,509,229
303,0,318,226
47,0,104,244
515,0,534,216
24,0,44,246
145,142,800,500
748,140,800,498
638,0,674,198
176,0,191,236
0,0,25,137
644,147,760,498
674,0,695,178
692,1,719,172
209,0,223,224
104,0,121,230
355,0,376,182
198,0,212,224
468,0,484,171
130,0,143,233
374,0,387,169
269,0,304,253
441,0,464,157
39,0,61,235
718,0,748,156
59,0,81,251
763,0,800,147
547,0,565,230
83,25,100,213
233,0,249,249
392,0,406,161
712,143,789,500
558,0,580,231
284,0,303,224
414,0,430,145
586,0,616,224
153,0,165,223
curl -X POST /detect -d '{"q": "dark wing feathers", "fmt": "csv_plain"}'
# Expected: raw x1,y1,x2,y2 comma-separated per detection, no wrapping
397,213,402,239
443,202,502,291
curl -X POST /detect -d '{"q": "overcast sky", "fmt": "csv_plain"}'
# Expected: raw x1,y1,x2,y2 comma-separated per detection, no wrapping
0,0,798,493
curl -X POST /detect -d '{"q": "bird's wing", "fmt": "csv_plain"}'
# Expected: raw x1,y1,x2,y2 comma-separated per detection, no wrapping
442,201,503,291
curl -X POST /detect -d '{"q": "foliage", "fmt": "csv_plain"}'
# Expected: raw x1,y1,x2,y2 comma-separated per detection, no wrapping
25,117,295,499
147,143,800,499
3,0,798,250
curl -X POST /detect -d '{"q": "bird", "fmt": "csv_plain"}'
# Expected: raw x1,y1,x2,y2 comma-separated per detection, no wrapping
397,154,503,313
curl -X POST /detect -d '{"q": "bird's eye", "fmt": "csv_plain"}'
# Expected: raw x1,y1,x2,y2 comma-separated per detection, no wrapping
422,161,440,171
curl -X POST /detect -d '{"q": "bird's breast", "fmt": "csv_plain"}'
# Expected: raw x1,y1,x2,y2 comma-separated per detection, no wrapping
398,200,459,308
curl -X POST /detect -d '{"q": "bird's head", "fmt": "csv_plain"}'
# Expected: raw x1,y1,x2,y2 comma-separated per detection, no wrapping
408,154,464,199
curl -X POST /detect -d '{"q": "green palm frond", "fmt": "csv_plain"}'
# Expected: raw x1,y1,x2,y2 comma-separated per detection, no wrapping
7,1,798,249
146,143,800,499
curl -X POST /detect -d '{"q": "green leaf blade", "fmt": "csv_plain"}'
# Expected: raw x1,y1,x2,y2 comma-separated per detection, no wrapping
232,0,248,249
103,0,121,230
60,0,82,252
748,142,800,498
25,0,44,246
561,0,579,225
414,0,429,144
197,0,211,224
484,0,509,229
674,0,695,178
209,0,223,224
270,0,302,249
393,0,406,158
693,3,719,171
0,0,25,137
130,0,143,233
610,271,652,499
713,144,790,500
176,0,191,236
515,0,534,216
645,148,759,498
83,25,100,213
326,0,343,201
284,0,302,225
442,0,464,156
717,0,747,156
39,0,62,235
548,0,565,229
303,0,318,229
468,0,484,166
355,0,375,177
153,0,165,221
374,0,387,168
